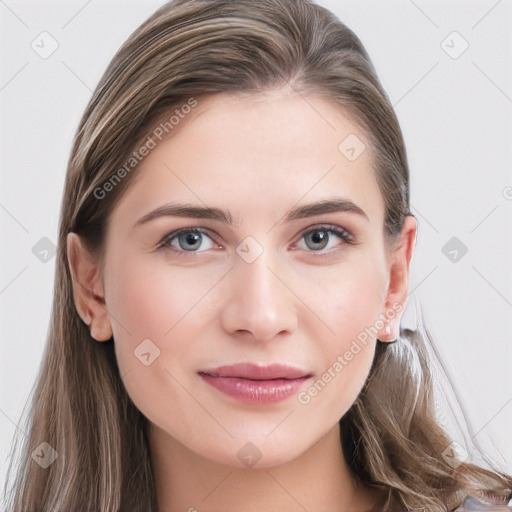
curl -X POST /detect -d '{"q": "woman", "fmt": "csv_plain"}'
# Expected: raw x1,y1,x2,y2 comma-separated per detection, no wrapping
4,0,511,510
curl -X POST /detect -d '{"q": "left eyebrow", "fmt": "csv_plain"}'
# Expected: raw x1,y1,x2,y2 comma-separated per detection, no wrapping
132,197,369,229
282,197,369,223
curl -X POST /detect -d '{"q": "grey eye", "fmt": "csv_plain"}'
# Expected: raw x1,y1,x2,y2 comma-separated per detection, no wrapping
177,232,203,251
304,230,330,251
162,229,215,252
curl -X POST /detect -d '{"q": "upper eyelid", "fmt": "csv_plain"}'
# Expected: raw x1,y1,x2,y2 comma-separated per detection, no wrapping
301,223,352,237
159,227,216,246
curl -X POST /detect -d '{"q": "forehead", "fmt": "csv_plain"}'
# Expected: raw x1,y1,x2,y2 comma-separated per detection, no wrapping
109,90,385,230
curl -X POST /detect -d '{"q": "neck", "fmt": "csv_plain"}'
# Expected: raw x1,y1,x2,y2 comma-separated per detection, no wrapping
148,422,382,512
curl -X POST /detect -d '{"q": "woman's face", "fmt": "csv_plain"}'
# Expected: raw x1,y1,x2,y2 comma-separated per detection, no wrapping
84,90,415,468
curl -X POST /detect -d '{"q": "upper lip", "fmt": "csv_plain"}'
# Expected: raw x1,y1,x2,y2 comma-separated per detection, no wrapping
199,363,312,380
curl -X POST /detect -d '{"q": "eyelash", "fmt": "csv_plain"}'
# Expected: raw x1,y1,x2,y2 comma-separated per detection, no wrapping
157,224,355,258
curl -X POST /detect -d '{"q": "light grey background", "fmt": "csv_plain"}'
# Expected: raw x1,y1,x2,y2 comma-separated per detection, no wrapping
1,0,511,498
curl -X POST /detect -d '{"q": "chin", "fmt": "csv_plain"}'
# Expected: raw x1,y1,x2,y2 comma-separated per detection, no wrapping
197,435,310,471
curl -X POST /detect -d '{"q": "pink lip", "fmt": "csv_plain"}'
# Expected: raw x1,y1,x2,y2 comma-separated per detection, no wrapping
198,363,312,404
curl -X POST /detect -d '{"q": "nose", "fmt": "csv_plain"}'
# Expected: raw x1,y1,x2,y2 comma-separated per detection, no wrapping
220,249,298,343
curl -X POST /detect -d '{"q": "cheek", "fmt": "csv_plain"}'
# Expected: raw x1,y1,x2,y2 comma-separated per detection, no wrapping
104,256,213,433
304,251,388,355
103,254,226,397
106,254,223,341
298,285,383,424
291,251,387,412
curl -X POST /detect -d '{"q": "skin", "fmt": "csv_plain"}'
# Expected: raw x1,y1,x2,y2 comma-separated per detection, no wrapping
67,87,417,512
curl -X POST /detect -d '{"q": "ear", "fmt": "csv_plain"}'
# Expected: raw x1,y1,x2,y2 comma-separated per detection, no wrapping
378,215,417,341
66,232,113,342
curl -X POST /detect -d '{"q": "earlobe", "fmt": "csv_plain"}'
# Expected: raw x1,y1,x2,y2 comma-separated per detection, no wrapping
66,232,113,342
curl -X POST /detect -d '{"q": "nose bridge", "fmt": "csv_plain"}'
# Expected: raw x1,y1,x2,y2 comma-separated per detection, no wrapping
235,232,281,295
241,249,276,301
236,243,282,310
220,240,297,341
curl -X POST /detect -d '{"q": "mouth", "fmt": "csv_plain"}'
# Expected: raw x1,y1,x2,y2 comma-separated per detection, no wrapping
198,363,312,404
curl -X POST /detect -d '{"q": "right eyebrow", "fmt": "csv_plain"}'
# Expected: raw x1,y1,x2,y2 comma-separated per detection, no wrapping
133,203,235,229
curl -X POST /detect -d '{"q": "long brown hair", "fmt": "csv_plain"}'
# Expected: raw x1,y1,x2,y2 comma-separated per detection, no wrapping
4,1,511,510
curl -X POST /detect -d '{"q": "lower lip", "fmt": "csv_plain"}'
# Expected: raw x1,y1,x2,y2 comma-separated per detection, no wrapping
199,373,310,404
